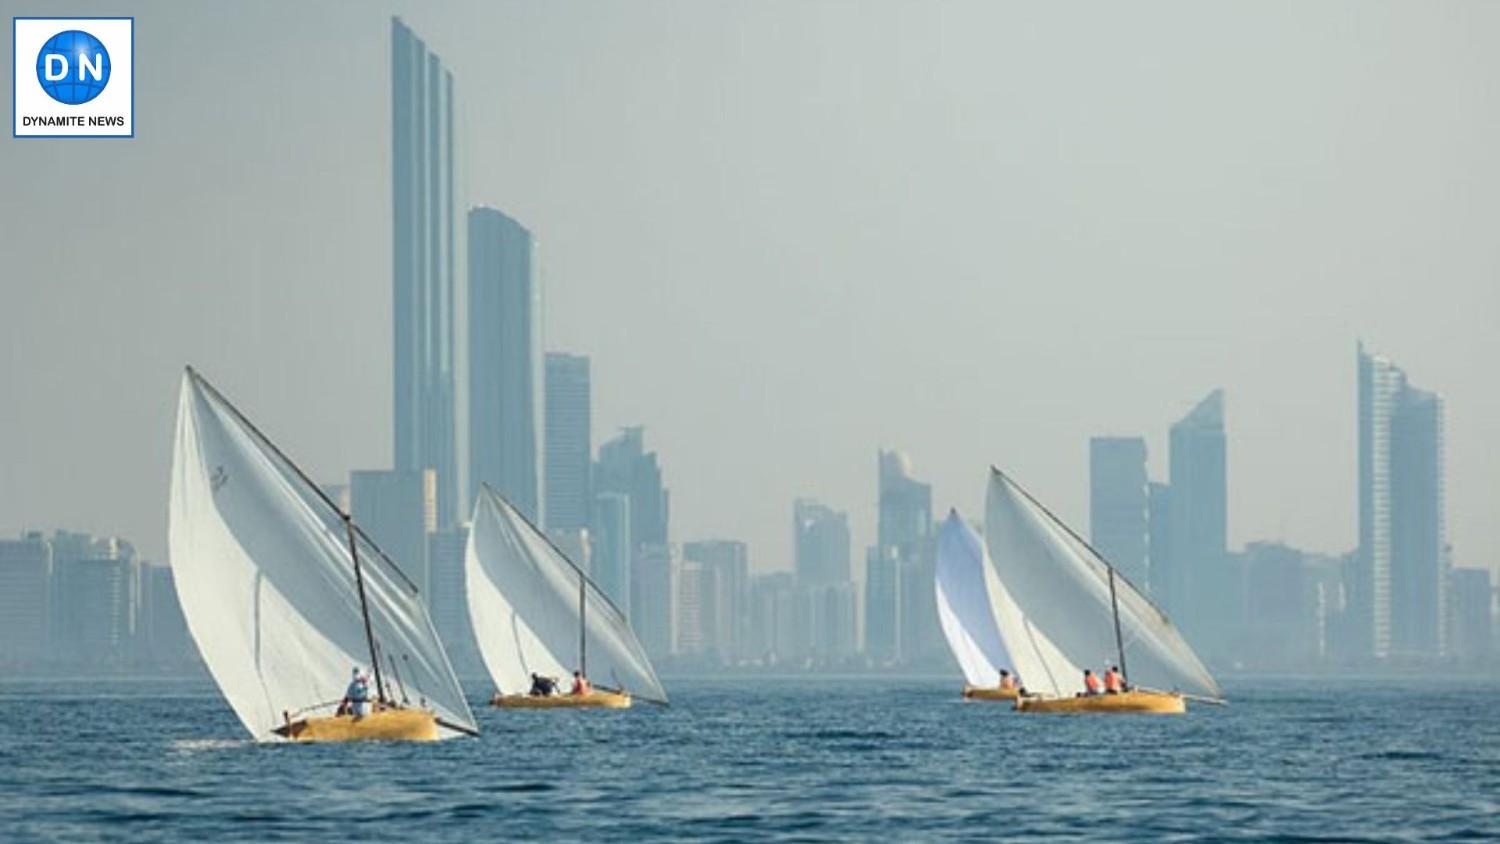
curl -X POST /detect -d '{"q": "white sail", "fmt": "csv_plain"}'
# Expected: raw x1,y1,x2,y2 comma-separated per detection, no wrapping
935,511,1012,687
936,509,1079,695
465,486,667,704
985,468,1222,699
168,370,477,740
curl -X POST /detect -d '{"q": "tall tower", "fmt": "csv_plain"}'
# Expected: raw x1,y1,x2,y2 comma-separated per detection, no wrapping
1089,436,1150,589
544,353,591,532
1167,389,1227,653
391,18,457,526
468,207,542,522
1360,343,1448,658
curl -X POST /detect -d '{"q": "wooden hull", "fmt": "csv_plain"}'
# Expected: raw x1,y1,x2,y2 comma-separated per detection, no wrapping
1014,689,1186,714
273,708,440,742
962,684,1021,701
491,690,633,709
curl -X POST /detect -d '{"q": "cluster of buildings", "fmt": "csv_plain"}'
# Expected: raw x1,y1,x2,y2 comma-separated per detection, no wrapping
0,531,195,673
1088,344,1493,670
2,21,1492,678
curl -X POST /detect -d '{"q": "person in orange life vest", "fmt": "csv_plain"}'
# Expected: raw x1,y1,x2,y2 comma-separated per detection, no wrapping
999,669,1017,691
1103,666,1124,694
570,669,592,696
1082,669,1102,696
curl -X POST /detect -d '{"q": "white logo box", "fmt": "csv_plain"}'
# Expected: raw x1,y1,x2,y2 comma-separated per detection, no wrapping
14,17,134,138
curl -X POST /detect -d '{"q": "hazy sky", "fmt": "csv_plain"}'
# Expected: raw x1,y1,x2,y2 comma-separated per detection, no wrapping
2,1,1496,578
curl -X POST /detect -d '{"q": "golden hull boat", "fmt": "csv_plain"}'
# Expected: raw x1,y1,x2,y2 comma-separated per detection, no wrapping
272,707,440,742
962,684,1021,701
491,690,633,709
1014,689,1186,715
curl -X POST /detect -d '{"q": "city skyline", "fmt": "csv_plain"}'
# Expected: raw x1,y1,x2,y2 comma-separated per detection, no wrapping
2,2,1497,581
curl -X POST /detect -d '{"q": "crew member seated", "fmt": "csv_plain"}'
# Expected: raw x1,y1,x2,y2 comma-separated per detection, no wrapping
528,672,559,697
569,669,593,696
1081,668,1102,696
998,670,1018,691
1103,666,1124,694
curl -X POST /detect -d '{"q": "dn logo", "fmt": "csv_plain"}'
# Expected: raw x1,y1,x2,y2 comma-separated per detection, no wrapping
35,30,111,105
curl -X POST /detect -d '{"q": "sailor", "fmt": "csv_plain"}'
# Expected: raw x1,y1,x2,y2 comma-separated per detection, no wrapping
998,670,1018,692
1103,666,1124,694
343,667,371,718
1082,669,1102,696
528,672,558,696
569,669,593,696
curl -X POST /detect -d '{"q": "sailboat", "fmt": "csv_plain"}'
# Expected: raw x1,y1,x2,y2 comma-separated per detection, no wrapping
465,485,668,710
168,368,479,741
983,467,1225,714
935,510,1020,701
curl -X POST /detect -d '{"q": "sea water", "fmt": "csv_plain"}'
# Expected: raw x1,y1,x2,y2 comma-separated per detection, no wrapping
1,676,1497,842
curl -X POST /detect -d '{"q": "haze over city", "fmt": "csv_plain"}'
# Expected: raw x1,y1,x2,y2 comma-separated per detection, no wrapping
2,0,1496,582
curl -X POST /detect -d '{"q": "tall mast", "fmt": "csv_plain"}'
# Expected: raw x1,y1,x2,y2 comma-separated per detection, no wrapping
579,575,588,677
345,516,387,703
1107,566,1129,683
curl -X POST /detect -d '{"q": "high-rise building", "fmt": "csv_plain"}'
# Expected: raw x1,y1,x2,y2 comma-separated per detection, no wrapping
590,492,632,611
1090,436,1150,589
806,582,858,662
1167,389,1227,655
427,525,478,673
748,572,804,665
350,469,437,596
674,558,715,657
52,536,138,667
1391,387,1447,657
0,533,52,664
391,18,458,526
1147,482,1172,606
863,546,901,663
595,427,669,550
631,544,677,658
875,451,938,664
1241,542,1318,668
468,206,542,522
1450,567,1493,661
544,353,591,532
141,564,193,670
794,499,851,588
1357,343,1449,659
683,539,749,664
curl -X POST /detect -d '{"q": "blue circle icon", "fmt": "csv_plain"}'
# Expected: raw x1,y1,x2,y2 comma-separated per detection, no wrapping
36,30,111,105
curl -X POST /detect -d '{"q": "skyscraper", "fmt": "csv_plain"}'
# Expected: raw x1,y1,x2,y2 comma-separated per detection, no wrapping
632,544,677,658
595,427,669,550
863,546,901,663
51,535,138,667
1089,436,1150,589
391,18,458,526
350,469,437,596
1359,343,1449,658
0,533,51,664
544,353,591,532
874,450,936,664
683,539,749,664
590,492,632,611
427,525,478,673
468,206,542,522
1450,567,1492,661
1167,389,1227,654
1147,481,1172,606
794,499,851,588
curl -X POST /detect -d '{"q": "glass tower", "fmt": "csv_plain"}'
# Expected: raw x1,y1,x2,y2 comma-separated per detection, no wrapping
391,18,457,526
